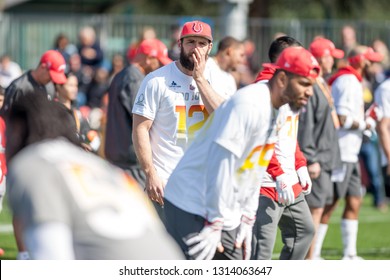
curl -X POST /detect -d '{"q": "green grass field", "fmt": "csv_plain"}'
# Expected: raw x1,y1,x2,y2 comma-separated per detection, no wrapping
0,194,389,260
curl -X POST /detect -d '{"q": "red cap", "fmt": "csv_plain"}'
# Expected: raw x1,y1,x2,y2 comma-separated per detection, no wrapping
348,46,383,64
309,38,344,59
137,39,172,65
275,47,320,79
180,21,213,41
40,50,67,84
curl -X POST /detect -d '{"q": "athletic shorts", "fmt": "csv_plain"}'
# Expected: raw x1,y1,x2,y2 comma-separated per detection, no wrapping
305,170,333,208
164,199,243,260
334,162,362,199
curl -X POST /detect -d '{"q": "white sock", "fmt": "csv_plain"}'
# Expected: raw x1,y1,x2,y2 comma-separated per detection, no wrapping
313,223,328,258
341,219,358,257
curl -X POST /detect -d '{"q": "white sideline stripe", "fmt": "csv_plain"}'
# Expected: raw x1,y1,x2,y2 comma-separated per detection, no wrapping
272,247,390,259
329,214,389,224
0,224,13,233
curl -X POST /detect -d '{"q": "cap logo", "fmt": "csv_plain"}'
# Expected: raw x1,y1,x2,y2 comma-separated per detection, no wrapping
58,64,66,72
192,22,203,33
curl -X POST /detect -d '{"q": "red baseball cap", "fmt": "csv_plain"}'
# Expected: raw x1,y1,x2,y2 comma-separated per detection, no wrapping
309,38,344,59
137,38,172,65
40,50,67,84
348,45,383,64
275,47,320,79
180,20,213,41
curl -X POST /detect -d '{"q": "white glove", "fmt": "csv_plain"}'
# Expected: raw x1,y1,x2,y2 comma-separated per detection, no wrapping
276,174,295,206
365,117,376,131
297,166,312,195
235,215,256,260
185,220,223,260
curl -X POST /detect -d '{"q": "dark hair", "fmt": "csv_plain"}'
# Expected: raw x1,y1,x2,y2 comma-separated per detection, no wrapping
217,36,243,53
5,92,81,161
268,36,302,63
0,86,5,96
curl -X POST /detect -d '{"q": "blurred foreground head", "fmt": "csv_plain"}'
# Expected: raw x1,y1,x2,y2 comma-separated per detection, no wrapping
5,93,80,163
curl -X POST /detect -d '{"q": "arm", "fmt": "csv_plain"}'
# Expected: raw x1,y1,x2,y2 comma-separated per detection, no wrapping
192,48,226,114
132,114,164,205
186,143,236,260
24,222,75,259
338,115,372,131
377,117,390,175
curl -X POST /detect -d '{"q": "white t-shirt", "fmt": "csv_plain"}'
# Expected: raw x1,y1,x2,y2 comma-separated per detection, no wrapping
262,104,300,187
374,78,390,166
332,74,365,162
165,82,278,230
206,57,237,98
132,62,231,183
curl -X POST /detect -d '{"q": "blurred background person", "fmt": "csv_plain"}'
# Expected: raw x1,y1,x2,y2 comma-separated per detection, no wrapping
55,72,100,152
105,38,172,188
374,69,390,204
316,45,382,260
168,24,181,61
0,86,6,257
1,49,66,116
53,33,77,73
126,26,156,63
0,49,67,260
0,54,23,89
299,37,343,260
207,35,246,97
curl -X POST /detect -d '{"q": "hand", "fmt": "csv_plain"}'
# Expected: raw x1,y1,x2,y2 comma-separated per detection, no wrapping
276,174,295,206
235,215,256,260
307,162,321,179
297,166,313,195
145,172,165,206
365,117,376,131
185,220,223,260
192,47,207,82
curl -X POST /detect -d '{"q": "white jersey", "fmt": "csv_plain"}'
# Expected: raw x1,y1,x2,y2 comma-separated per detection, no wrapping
7,138,183,260
132,62,230,183
262,104,300,187
165,82,278,230
332,74,365,162
206,57,237,98
374,78,390,166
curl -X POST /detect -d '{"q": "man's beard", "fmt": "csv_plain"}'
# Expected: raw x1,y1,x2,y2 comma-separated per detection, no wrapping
285,83,301,113
179,49,194,71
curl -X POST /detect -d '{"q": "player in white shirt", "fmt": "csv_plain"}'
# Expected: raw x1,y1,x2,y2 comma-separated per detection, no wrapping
252,37,314,260
206,36,246,94
132,21,233,214
253,103,315,260
6,94,183,260
164,47,320,260
374,78,390,201
316,45,382,260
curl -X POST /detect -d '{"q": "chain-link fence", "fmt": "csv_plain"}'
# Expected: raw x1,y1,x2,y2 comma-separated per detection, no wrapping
1,13,390,70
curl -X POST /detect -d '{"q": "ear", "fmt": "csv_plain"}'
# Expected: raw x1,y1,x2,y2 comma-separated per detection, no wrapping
276,71,288,89
208,42,213,55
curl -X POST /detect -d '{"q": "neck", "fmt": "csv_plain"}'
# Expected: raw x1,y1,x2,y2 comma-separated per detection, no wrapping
58,96,71,109
214,55,228,72
132,62,145,75
30,69,43,85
